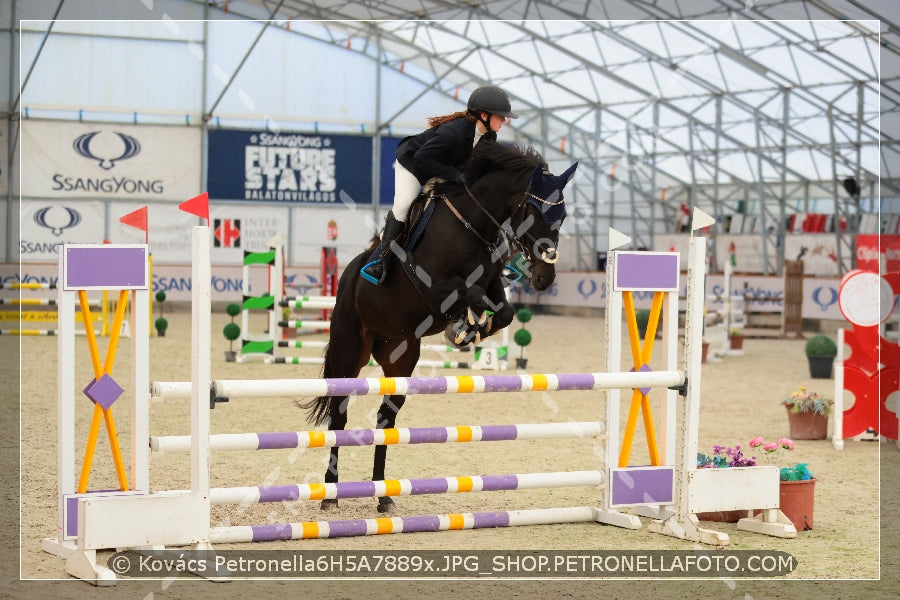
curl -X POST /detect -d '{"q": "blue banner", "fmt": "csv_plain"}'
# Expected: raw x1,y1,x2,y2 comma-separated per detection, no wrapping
208,129,375,205
379,136,402,206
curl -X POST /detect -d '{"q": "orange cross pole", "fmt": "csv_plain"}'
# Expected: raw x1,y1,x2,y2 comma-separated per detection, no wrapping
618,291,665,468
76,289,131,494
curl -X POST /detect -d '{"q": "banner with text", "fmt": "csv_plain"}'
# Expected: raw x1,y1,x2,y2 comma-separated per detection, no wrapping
21,121,201,201
19,200,106,261
208,129,375,205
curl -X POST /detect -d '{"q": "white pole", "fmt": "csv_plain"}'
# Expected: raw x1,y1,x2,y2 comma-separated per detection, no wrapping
191,227,211,502
56,246,76,545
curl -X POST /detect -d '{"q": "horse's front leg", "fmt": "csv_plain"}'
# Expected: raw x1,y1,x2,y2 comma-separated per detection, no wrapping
321,395,348,511
373,393,407,513
474,275,514,340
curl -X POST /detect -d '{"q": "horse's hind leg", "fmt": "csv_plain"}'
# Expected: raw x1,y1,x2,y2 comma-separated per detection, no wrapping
316,301,372,511
371,338,419,513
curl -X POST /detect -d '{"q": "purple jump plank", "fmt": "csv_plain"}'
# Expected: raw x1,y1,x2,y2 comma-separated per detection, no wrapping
610,467,675,506
614,252,679,291
64,246,147,289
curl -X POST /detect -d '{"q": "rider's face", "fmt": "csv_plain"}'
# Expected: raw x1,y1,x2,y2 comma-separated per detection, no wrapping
477,112,507,133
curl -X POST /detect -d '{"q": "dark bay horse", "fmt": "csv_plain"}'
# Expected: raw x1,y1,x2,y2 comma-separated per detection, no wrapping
302,141,577,512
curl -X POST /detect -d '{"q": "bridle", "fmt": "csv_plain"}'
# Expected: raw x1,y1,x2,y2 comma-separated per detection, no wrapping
441,178,564,270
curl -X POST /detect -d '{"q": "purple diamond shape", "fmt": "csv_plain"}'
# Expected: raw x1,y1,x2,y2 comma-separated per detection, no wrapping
83,374,124,409
629,363,654,395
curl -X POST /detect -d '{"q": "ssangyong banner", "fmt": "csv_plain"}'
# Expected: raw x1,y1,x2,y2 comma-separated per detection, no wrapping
207,129,374,205
19,200,106,261
21,121,201,201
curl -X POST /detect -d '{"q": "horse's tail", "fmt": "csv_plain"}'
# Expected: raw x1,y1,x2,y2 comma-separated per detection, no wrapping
299,342,335,426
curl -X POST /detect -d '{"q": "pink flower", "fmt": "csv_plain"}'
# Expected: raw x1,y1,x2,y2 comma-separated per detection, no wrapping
763,442,779,452
779,438,795,450
749,436,765,448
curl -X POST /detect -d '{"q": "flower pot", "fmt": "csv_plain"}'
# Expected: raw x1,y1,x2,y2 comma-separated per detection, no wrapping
779,478,816,531
729,335,744,350
156,329,166,337
786,407,829,440
807,355,833,379
695,509,749,523
224,350,237,362
282,327,297,339
701,341,710,363
515,358,528,369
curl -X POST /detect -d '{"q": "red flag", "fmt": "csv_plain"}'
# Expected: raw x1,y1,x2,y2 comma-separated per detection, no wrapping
179,192,209,223
119,206,148,244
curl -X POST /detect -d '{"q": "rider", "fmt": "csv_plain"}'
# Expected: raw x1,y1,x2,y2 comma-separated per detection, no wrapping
361,85,518,285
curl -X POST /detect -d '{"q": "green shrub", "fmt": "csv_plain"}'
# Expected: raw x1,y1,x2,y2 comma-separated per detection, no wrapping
154,317,168,331
226,303,241,319
804,334,837,357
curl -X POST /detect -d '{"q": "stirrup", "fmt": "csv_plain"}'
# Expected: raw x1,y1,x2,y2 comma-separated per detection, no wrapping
360,259,383,285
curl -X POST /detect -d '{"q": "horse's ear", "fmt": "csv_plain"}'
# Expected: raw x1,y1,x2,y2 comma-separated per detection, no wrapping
560,162,578,185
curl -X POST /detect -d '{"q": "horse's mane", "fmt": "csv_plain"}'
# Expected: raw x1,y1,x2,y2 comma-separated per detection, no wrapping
463,142,546,184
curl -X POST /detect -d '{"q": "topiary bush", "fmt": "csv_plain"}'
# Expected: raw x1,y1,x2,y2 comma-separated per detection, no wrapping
804,334,837,357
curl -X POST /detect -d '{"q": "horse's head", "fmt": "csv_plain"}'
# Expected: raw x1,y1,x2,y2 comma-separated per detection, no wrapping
509,162,578,291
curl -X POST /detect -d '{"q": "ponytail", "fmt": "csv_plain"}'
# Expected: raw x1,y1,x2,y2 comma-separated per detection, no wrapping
426,110,476,128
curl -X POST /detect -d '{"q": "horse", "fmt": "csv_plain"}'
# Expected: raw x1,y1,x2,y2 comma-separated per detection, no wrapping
301,140,578,513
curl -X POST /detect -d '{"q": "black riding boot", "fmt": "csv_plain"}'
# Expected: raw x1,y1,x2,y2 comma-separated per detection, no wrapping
361,211,404,285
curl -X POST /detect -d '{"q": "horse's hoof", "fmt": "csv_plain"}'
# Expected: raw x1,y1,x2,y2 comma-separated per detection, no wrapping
320,499,339,511
377,497,396,513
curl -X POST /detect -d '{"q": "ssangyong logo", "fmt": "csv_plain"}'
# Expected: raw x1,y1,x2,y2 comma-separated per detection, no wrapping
73,131,141,169
51,130,164,195
34,206,81,236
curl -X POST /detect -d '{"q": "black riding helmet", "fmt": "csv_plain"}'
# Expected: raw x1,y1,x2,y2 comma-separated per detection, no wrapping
467,85,519,119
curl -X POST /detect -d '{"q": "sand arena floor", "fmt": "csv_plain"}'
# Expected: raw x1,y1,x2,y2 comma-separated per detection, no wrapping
5,309,897,599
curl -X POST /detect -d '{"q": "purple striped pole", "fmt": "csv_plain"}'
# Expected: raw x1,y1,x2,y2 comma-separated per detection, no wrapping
203,470,604,505
208,506,597,543
149,421,604,453
211,370,684,400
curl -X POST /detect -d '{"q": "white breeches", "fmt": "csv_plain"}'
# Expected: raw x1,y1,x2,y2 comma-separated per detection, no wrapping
392,160,422,223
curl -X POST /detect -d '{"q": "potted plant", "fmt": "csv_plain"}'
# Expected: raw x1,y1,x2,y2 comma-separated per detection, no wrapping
804,334,837,378
223,323,241,362
695,442,757,521
514,308,532,369
154,317,168,337
697,436,817,531
224,303,241,362
750,436,816,531
728,327,745,350
154,291,166,336
782,385,833,440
